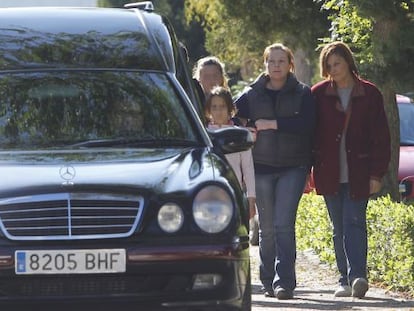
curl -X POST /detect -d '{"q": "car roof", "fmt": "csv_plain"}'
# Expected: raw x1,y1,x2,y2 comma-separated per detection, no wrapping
0,7,175,71
397,94,413,104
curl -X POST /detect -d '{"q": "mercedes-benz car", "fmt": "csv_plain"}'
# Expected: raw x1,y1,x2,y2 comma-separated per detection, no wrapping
0,4,252,310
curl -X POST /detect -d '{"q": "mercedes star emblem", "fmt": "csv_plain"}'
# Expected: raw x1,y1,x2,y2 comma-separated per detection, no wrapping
59,165,76,184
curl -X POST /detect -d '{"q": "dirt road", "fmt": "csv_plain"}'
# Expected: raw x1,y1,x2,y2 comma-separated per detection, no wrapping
250,245,414,310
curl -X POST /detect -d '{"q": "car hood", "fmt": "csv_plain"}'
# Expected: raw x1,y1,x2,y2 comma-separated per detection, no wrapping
399,146,414,180
0,148,216,197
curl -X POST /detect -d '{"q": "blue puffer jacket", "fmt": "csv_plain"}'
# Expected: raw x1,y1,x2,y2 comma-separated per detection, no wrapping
235,73,315,168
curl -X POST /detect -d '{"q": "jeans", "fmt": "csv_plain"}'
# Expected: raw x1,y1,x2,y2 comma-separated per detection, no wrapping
256,166,308,291
324,183,368,286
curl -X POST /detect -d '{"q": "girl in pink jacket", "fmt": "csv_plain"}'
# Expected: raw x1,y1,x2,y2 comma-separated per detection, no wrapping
205,86,256,219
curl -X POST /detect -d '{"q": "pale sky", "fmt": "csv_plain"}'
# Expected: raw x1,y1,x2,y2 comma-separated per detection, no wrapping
0,0,97,7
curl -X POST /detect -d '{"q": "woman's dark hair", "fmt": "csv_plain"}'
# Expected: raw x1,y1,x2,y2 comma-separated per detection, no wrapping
319,41,359,78
204,86,236,121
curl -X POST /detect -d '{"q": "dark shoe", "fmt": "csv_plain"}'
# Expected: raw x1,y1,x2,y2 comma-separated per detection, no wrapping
275,287,293,300
262,285,275,297
351,278,368,298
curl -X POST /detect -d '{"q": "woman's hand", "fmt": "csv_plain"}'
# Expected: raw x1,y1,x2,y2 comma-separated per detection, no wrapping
255,119,277,131
246,127,257,142
248,197,256,219
369,178,382,195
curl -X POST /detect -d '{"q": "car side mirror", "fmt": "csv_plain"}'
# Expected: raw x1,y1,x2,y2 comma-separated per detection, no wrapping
208,127,254,154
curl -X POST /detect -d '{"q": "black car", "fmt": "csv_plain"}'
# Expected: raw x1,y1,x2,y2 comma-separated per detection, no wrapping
0,3,252,310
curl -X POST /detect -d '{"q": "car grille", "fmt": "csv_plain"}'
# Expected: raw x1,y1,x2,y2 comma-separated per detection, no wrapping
0,193,144,240
0,275,193,298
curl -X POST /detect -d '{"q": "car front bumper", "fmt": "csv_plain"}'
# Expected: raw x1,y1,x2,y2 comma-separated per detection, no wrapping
0,243,250,310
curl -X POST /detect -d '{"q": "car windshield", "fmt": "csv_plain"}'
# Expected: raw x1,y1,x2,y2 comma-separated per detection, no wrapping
399,103,414,146
0,71,199,150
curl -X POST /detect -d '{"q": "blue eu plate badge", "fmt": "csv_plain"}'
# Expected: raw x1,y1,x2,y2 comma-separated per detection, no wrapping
16,251,26,273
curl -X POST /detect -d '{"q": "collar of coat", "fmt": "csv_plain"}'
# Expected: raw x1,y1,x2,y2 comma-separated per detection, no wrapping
250,72,299,93
324,74,366,98
324,74,366,123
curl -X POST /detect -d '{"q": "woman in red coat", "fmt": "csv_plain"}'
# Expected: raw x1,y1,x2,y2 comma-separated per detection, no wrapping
311,42,390,298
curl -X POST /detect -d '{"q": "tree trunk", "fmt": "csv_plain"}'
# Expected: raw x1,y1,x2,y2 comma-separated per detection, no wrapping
378,87,400,201
294,48,312,86
371,18,400,201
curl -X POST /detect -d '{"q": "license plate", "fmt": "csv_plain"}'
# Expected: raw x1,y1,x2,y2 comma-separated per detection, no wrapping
15,249,126,275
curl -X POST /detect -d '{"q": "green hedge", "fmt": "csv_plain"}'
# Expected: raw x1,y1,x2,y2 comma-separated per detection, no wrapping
296,192,414,296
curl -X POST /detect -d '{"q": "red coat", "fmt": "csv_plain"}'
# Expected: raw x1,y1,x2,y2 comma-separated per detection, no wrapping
311,77,391,199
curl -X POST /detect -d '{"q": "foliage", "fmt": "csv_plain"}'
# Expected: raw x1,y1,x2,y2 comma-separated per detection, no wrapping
316,0,374,65
185,0,264,77
222,0,329,51
185,0,413,91
297,192,414,296
317,0,414,91
98,0,206,64
185,0,330,81
296,192,335,264
367,196,414,292
97,0,124,7
99,0,411,199
316,0,414,200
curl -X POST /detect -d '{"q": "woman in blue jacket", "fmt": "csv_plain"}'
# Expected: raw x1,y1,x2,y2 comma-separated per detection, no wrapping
234,43,315,300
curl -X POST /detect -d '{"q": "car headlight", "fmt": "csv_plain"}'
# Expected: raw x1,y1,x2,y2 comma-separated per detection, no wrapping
193,185,233,233
158,203,184,233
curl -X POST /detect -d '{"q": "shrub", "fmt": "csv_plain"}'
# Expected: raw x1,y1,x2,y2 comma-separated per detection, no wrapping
366,196,414,293
296,193,335,264
297,192,414,296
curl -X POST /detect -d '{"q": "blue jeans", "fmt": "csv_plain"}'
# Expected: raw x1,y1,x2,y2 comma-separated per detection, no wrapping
256,166,308,291
324,183,368,286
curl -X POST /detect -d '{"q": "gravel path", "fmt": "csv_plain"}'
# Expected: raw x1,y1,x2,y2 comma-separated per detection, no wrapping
250,245,414,310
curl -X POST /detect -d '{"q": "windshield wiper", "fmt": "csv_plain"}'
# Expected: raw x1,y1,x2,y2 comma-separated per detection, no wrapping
70,138,200,148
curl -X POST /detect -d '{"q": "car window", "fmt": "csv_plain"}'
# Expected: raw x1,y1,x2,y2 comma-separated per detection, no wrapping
398,103,414,145
0,10,162,71
0,71,198,149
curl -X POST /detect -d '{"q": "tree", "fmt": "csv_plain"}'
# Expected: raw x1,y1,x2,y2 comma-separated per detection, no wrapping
97,0,124,7
185,0,330,84
98,0,206,65
318,0,414,200
186,0,412,200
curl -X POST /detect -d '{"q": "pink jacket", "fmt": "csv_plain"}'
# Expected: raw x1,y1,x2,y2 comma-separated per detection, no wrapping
311,77,391,199
208,123,256,198
225,150,256,198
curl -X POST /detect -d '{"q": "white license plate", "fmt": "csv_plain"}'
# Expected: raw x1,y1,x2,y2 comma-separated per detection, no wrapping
15,249,126,275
